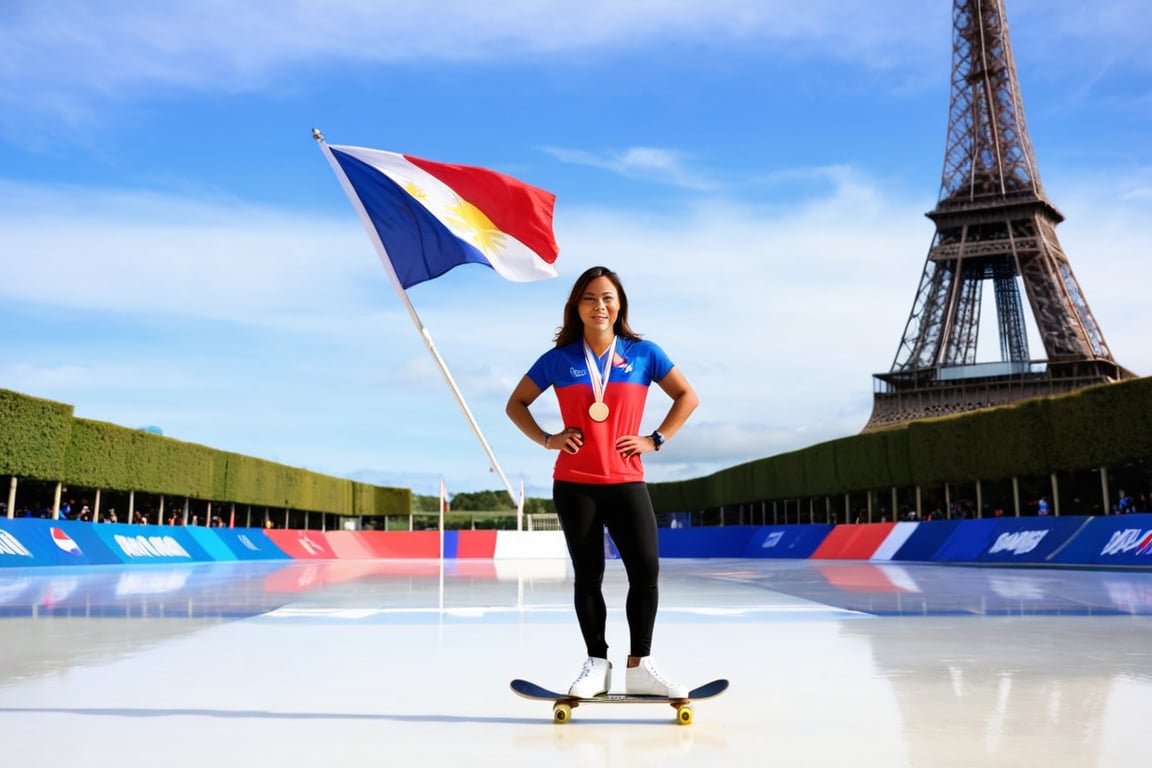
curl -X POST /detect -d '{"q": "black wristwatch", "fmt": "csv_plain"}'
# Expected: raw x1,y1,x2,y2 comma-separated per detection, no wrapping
650,431,665,451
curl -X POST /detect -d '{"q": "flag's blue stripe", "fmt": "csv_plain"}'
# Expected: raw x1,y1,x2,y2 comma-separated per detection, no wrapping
332,149,491,289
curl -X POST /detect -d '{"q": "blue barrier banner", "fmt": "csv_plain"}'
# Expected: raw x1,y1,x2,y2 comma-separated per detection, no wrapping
976,517,1088,564
88,523,212,564
0,518,94,566
930,518,1001,562
1050,514,1152,567
891,520,963,561
212,528,291,560
930,516,1087,564
55,520,130,564
744,525,833,559
185,527,242,561
659,527,760,558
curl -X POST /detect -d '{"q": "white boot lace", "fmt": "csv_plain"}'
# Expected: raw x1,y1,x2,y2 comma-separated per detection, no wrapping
574,658,596,682
644,659,674,687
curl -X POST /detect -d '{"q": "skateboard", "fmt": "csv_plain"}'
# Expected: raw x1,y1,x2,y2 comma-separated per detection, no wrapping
510,677,729,725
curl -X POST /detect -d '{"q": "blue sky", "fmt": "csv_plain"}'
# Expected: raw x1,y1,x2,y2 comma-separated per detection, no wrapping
2,0,1150,500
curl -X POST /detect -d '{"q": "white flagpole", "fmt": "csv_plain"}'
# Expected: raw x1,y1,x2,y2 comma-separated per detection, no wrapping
438,476,446,611
439,476,447,562
315,129,518,506
517,477,525,532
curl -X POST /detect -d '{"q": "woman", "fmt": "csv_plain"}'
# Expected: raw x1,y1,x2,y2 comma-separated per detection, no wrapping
506,265,699,698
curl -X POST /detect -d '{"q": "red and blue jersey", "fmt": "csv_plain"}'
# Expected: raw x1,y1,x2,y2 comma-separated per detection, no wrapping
526,338,674,484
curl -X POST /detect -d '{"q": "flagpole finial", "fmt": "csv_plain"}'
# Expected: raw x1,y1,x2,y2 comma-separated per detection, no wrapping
312,128,324,142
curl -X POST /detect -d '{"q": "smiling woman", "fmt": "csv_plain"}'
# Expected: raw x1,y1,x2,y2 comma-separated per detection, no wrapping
506,265,699,699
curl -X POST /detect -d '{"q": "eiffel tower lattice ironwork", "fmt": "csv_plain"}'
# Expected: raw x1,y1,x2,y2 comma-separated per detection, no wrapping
864,0,1134,432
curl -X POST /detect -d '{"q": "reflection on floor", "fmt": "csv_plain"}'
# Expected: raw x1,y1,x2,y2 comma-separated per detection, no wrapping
2,558,1151,767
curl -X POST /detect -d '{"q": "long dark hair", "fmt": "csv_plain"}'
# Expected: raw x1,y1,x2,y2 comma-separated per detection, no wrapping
553,265,642,347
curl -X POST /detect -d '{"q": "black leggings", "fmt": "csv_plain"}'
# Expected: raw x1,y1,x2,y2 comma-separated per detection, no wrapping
552,480,660,659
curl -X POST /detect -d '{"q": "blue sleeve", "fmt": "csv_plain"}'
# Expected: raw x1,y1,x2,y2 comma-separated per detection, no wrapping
525,349,556,391
645,341,675,382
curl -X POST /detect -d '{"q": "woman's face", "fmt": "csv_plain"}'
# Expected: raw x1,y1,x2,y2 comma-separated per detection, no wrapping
578,275,620,337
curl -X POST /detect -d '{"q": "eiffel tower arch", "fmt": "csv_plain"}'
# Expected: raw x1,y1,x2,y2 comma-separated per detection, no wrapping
864,0,1135,432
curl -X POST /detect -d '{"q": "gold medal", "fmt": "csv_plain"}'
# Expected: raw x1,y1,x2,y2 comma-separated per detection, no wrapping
588,401,610,422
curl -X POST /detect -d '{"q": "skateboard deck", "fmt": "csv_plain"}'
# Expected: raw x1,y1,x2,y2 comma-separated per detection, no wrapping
510,677,728,724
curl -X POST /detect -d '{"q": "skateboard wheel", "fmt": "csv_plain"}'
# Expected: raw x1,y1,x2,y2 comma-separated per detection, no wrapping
553,703,571,723
676,705,693,725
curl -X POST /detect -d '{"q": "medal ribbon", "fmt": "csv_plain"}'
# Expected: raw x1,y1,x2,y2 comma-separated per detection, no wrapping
583,338,616,415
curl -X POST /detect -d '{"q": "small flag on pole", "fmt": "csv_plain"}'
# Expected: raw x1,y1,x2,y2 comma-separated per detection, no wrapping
324,144,559,289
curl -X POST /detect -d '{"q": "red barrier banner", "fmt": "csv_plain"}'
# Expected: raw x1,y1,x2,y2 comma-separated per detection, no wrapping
264,530,337,559
811,523,897,560
358,531,440,558
455,530,497,558
324,531,378,559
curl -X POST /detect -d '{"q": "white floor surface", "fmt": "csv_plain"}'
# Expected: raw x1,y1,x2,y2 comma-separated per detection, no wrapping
2,557,1152,767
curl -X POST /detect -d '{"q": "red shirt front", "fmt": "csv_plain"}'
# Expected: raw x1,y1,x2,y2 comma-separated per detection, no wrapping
526,338,673,484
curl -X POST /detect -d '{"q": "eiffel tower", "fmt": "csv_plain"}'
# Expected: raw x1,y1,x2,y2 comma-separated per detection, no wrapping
864,0,1135,431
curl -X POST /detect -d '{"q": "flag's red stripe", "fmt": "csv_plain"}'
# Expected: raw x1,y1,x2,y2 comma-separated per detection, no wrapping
404,155,558,264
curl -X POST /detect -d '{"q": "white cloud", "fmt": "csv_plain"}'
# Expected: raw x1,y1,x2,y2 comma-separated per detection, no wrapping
0,0,951,142
8,154,1148,497
3,129,1150,496
0,163,915,490
5,1,1146,154
542,146,726,191
0,181,386,334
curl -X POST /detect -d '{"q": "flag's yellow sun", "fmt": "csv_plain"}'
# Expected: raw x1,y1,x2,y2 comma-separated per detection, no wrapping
402,181,426,201
447,198,506,255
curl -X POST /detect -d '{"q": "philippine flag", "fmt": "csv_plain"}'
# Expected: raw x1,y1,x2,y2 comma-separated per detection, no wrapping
325,144,559,289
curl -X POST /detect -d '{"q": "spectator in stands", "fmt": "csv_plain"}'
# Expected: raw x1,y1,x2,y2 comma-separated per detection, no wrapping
1038,496,1050,515
506,265,699,700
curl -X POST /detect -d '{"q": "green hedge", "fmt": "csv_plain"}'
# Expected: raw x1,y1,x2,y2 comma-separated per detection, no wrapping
8,377,1150,520
64,418,218,496
0,389,73,478
352,482,411,518
650,376,1152,512
217,453,357,511
1,389,410,517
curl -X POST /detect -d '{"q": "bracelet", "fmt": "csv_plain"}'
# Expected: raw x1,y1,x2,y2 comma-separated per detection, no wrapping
543,433,551,448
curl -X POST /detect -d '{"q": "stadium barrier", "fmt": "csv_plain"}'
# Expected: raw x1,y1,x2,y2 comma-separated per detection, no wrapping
3,515,1152,569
